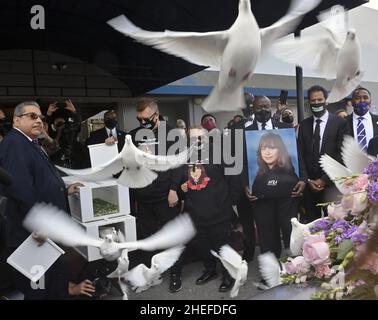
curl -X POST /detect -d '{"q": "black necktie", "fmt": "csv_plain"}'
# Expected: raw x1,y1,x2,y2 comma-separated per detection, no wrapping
312,119,322,176
261,122,266,130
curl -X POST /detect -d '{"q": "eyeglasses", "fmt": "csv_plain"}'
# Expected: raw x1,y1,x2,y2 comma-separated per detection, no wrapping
17,112,45,121
136,112,156,123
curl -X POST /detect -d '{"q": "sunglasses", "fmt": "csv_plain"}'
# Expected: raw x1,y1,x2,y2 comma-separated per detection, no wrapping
17,112,45,121
136,112,156,123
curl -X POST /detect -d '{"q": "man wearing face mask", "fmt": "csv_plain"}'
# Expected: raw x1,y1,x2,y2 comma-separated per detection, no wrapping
128,98,184,293
345,87,378,152
86,110,126,152
297,85,347,222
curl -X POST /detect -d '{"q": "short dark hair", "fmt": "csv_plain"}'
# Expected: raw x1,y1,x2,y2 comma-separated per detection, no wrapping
308,85,328,100
201,113,216,123
352,87,371,99
104,110,116,119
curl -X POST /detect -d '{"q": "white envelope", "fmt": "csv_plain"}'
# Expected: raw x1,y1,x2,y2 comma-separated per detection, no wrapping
7,235,65,282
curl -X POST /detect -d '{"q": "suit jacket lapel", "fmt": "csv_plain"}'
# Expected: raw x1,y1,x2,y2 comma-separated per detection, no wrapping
371,114,378,137
348,116,354,138
306,118,314,153
321,115,332,153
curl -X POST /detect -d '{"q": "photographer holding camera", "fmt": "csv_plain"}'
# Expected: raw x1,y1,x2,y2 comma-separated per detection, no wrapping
45,99,90,169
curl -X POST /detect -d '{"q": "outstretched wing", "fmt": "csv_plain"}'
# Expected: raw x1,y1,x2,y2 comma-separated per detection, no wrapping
107,15,228,69
23,203,102,247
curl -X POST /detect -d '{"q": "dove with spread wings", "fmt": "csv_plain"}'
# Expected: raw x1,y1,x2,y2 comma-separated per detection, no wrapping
56,135,192,188
211,245,248,298
107,0,321,113
23,203,196,262
272,5,363,103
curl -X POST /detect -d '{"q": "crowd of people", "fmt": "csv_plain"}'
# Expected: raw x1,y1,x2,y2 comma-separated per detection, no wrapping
0,84,377,299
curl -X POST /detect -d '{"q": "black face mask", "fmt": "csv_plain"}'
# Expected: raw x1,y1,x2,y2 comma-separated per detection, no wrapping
139,118,156,129
104,118,117,129
255,110,271,124
310,103,326,118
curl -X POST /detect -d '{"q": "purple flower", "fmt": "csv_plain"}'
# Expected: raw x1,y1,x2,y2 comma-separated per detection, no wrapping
331,220,348,232
311,219,331,233
367,182,378,205
364,160,378,178
351,233,369,245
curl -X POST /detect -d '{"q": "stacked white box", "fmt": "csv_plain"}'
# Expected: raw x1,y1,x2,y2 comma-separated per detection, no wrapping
74,215,137,262
62,176,136,262
67,180,130,223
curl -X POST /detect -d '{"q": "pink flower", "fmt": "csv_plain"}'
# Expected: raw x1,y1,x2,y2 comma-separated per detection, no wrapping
303,234,330,266
327,203,347,221
285,256,310,274
352,174,369,192
341,191,368,215
314,264,333,278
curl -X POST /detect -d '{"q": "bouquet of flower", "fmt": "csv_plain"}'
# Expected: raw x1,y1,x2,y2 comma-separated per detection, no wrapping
277,138,378,300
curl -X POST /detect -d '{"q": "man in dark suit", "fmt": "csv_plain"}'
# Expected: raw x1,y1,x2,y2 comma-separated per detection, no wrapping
298,85,347,222
0,101,81,299
345,87,378,152
86,110,126,152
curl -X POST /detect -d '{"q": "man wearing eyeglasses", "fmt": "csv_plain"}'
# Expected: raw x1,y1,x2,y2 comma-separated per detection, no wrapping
129,97,184,293
0,101,82,299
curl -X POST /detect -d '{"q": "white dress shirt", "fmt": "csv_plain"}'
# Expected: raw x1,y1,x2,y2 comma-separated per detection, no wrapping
106,127,117,138
352,112,374,146
312,111,329,152
257,119,273,130
14,127,32,142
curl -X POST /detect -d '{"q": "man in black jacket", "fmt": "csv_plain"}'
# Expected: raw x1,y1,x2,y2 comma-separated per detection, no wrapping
128,98,183,293
345,87,378,152
86,110,127,152
298,85,347,222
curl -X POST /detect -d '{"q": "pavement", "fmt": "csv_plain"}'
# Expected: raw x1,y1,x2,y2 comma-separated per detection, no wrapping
107,249,262,301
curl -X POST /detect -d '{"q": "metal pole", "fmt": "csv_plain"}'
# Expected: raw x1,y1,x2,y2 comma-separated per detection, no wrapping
295,30,305,122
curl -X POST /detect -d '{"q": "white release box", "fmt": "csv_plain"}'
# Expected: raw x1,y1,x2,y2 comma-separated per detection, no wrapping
75,214,136,262
67,180,130,223
88,142,119,167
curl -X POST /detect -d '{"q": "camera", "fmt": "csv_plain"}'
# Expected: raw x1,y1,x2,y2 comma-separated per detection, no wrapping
56,102,66,109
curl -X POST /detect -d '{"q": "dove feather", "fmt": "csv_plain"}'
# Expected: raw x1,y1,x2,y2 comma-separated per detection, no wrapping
107,15,227,69
23,203,102,247
151,246,185,274
258,252,281,288
118,213,196,251
341,136,373,174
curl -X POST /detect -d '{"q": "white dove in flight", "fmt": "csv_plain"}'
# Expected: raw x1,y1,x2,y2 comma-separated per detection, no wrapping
56,135,192,188
23,203,196,261
107,229,130,279
107,0,321,113
107,247,130,300
320,135,374,194
126,246,184,293
211,244,248,298
258,252,284,288
272,5,363,103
